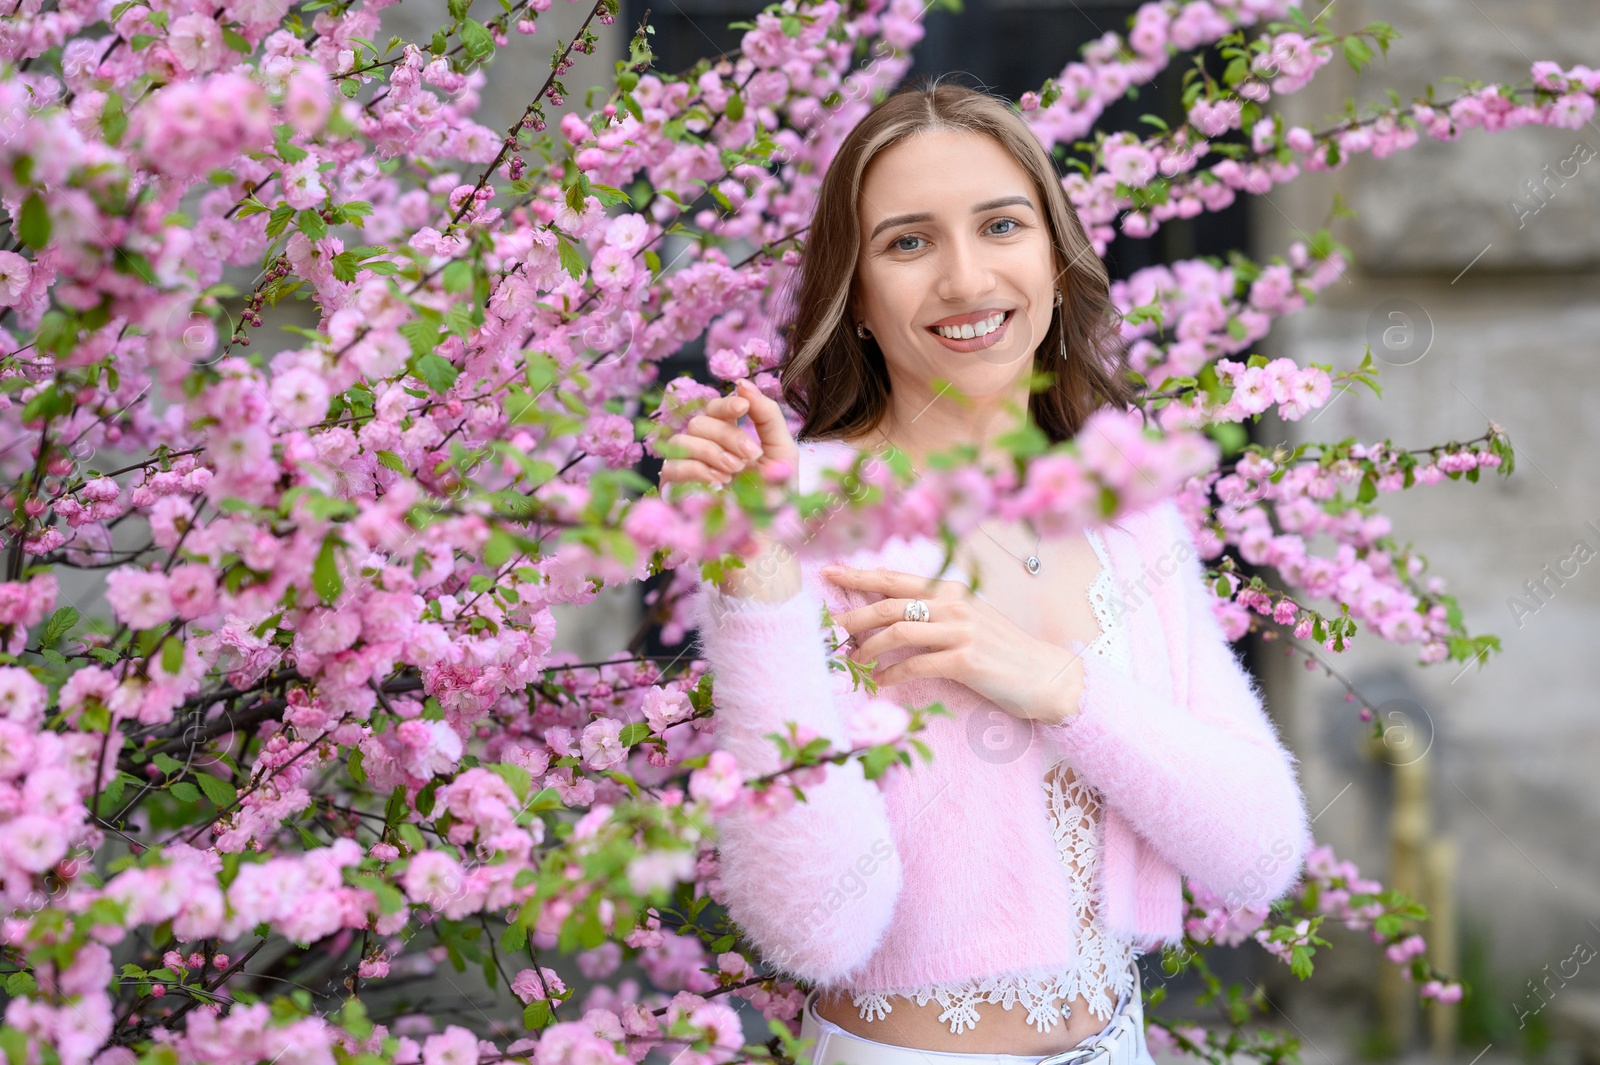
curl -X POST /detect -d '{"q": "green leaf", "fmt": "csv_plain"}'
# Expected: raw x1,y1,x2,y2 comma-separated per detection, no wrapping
399,318,444,360
556,234,585,279
17,193,50,249
0,1022,30,1065
589,183,630,207
1357,471,1377,504
100,92,128,145
298,209,327,240
413,353,459,394
441,260,474,293
273,124,309,164
265,205,295,239
458,18,495,61
488,761,532,802
376,449,406,472
442,301,477,339
395,823,425,855
384,785,408,825
222,25,251,53
482,529,516,567
415,779,439,817
724,92,744,122
334,997,375,1042
153,752,185,777
351,873,406,914
114,246,154,280
42,605,79,645
1343,35,1374,71
160,635,184,674
330,251,361,283
195,773,237,808
169,781,201,804
313,537,344,605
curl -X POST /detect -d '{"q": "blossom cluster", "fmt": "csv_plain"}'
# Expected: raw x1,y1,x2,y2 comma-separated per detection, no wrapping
1068,58,1600,249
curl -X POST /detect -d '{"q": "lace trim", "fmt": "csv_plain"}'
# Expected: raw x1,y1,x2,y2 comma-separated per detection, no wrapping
1080,527,1132,674
1039,764,1140,1022
845,528,1139,1037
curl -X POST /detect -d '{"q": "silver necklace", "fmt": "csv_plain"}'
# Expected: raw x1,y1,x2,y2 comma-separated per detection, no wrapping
877,430,1044,576
977,522,1044,576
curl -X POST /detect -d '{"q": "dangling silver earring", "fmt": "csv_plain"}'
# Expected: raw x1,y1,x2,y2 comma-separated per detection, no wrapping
1053,288,1063,308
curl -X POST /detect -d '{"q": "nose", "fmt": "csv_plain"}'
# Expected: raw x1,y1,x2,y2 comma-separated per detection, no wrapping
935,231,995,304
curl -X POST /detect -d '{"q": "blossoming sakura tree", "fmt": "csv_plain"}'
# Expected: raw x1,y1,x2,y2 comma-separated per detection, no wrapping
0,0,1585,1060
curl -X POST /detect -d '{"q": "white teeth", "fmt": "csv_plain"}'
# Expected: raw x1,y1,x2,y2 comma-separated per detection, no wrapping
936,312,1006,340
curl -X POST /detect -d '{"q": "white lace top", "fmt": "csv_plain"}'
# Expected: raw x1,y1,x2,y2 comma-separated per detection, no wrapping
848,528,1143,1035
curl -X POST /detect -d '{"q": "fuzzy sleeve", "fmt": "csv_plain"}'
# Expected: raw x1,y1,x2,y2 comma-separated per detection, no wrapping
1039,503,1312,908
691,576,902,988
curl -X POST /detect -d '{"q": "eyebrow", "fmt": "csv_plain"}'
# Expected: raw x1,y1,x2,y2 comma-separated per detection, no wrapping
868,195,1037,242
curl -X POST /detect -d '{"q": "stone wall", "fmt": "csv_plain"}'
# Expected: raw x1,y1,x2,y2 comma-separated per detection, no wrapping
1253,0,1600,1034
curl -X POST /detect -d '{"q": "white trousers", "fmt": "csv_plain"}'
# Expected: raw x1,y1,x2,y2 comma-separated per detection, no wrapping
796,961,1158,1065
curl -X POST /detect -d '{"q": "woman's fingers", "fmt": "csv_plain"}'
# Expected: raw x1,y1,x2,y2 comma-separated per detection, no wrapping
670,433,749,475
735,378,795,459
838,592,955,642
848,613,959,666
660,456,734,491
687,411,762,463
701,391,750,424
826,566,955,605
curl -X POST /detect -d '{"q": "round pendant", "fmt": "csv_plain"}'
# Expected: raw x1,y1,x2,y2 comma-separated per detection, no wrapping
1025,555,1041,575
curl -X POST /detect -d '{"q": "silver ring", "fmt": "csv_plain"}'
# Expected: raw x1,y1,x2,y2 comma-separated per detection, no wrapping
903,599,930,623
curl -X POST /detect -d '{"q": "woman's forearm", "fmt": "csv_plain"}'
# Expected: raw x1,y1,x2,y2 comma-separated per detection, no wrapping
693,570,903,986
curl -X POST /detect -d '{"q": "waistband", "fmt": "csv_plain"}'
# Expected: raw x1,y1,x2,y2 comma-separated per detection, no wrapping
797,962,1149,1065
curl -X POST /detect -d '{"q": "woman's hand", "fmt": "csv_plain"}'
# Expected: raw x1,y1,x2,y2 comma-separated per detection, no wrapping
820,565,1087,726
657,378,802,601
657,377,798,509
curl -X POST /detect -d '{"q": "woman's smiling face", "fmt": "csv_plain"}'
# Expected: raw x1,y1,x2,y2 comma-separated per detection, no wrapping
852,127,1059,398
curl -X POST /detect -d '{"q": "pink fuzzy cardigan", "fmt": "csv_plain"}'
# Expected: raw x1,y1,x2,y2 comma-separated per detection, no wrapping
689,439,1311,994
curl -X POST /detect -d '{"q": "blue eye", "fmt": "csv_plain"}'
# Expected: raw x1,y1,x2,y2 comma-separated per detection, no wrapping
892,234,925,252
989,218,1020,235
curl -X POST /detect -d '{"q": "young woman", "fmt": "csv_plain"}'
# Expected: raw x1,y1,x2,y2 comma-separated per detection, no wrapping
658,83,1311,1065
